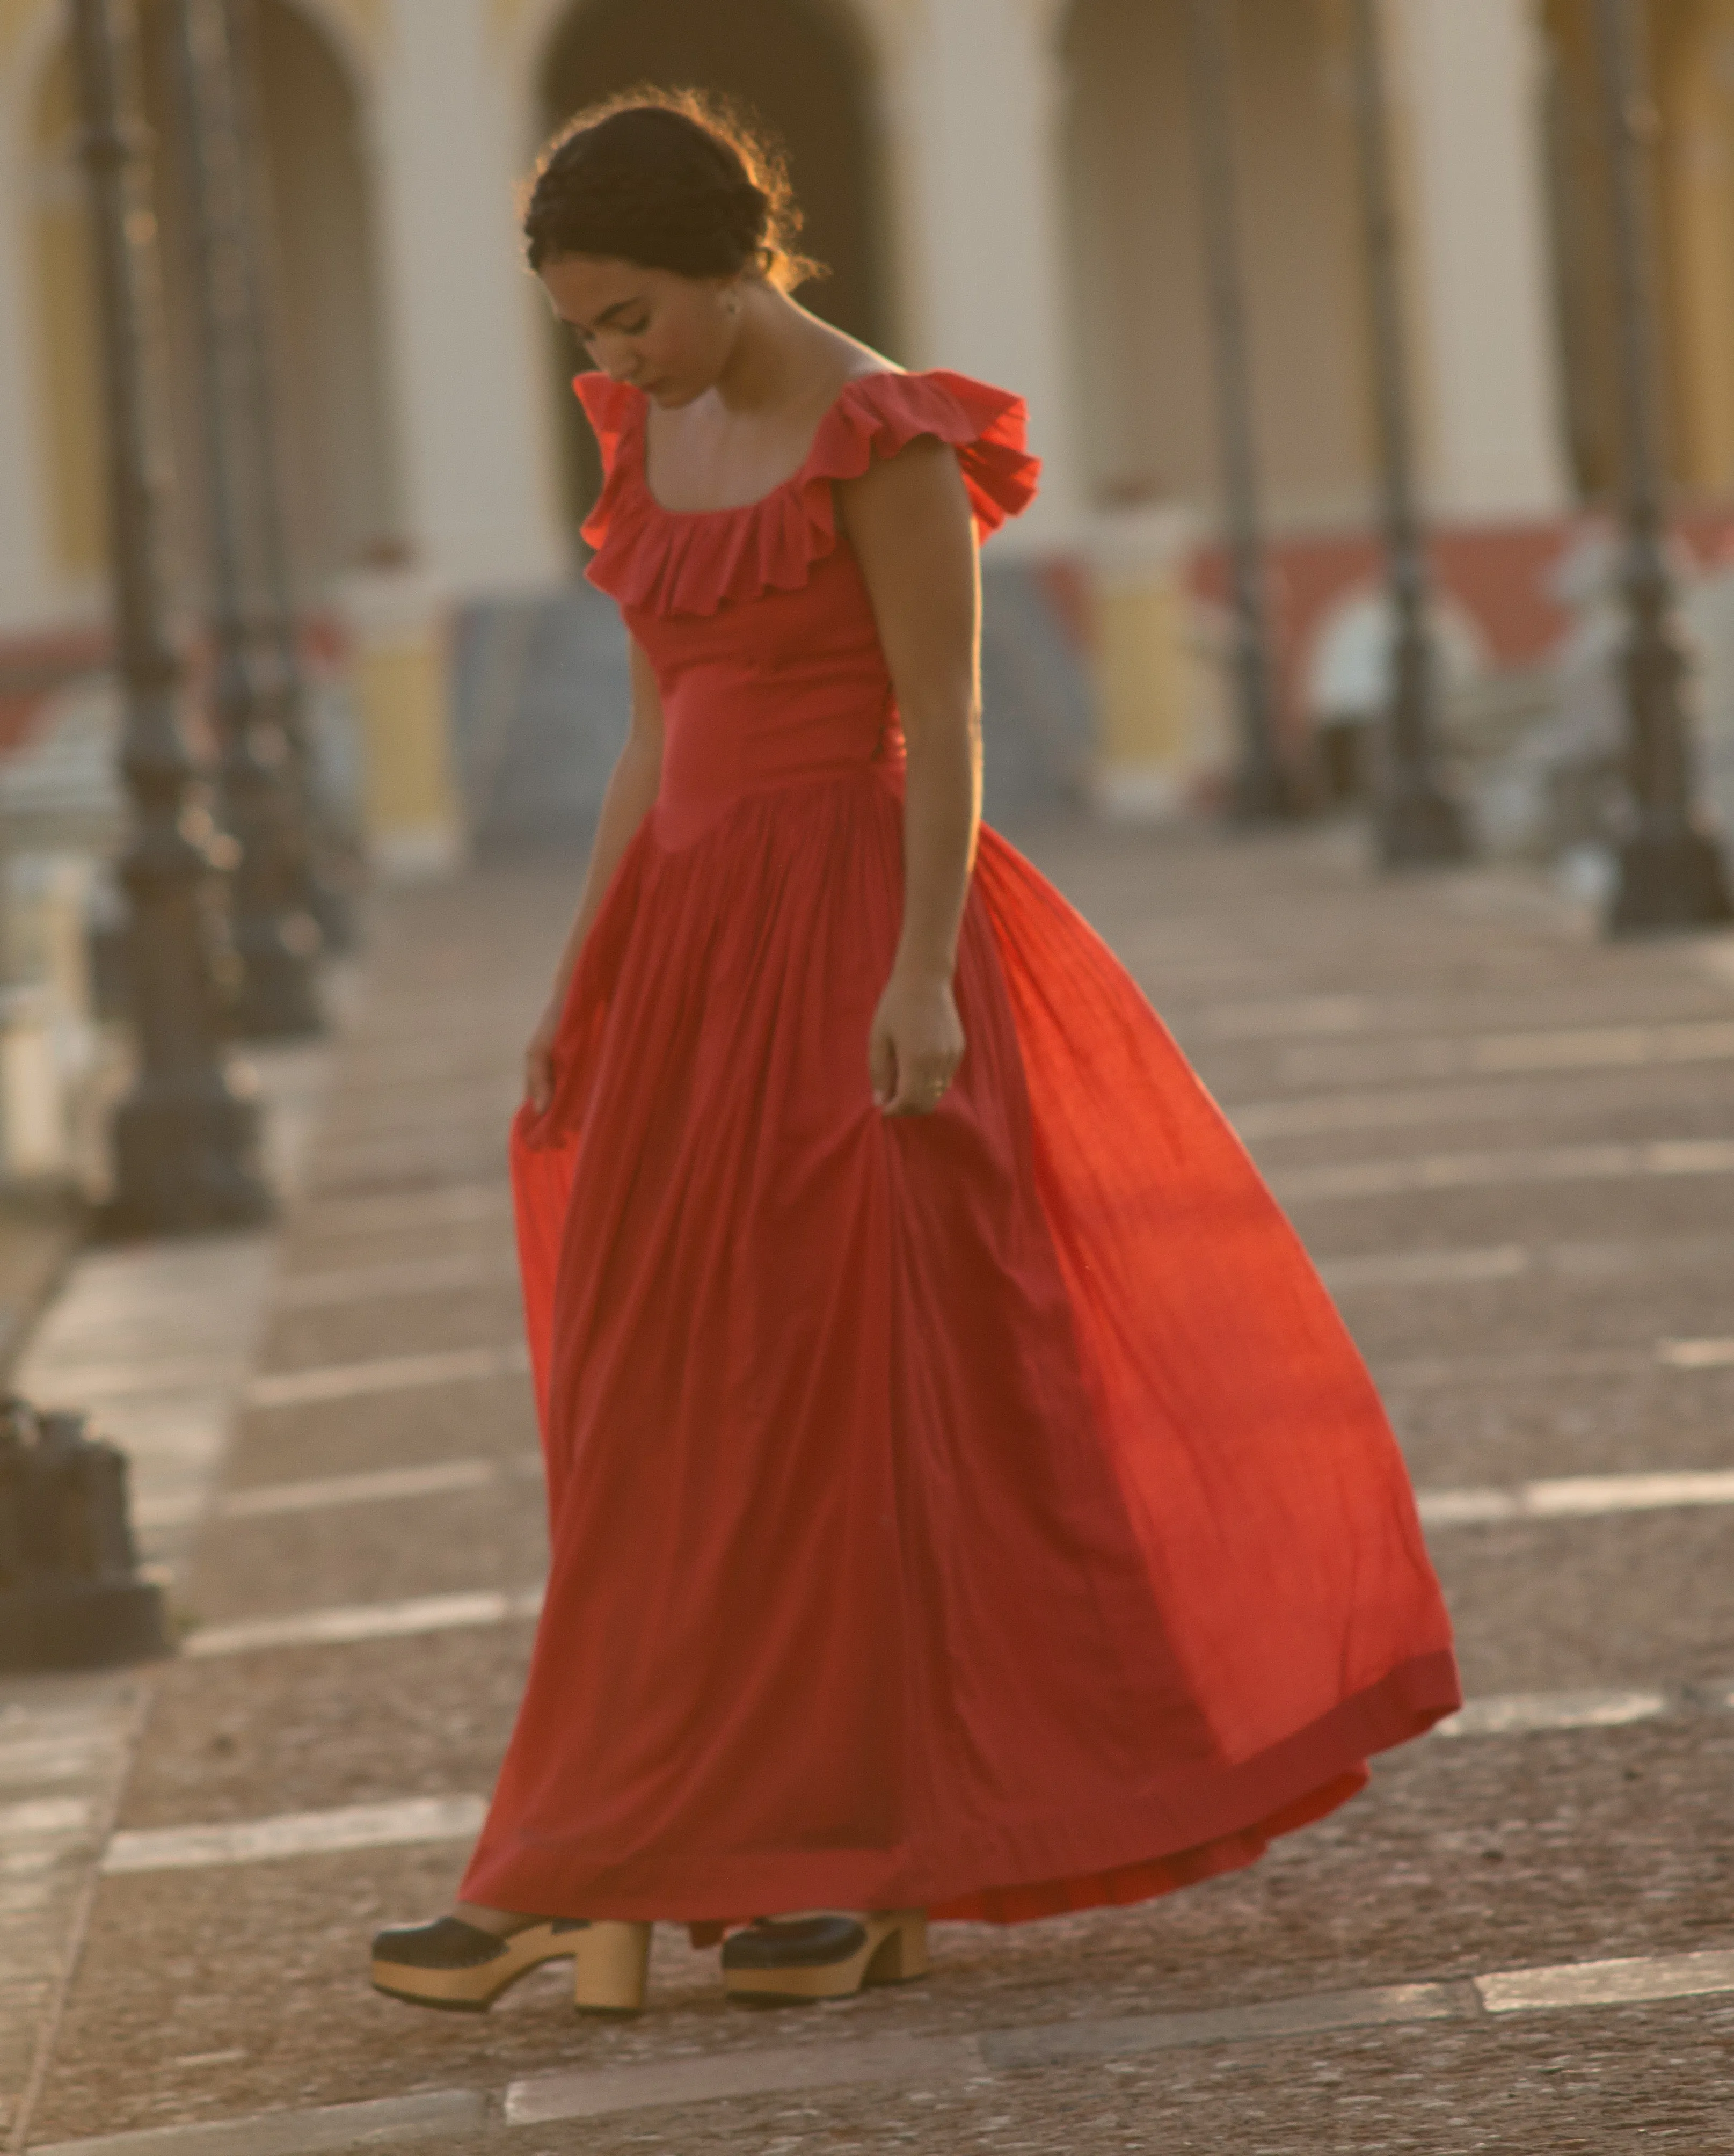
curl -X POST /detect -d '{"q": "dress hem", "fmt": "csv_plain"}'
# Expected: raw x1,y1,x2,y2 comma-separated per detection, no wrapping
458,1647,1458,1927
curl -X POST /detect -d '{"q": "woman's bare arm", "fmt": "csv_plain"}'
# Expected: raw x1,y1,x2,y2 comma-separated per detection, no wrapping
523,638,664,1110
836,434,980,1116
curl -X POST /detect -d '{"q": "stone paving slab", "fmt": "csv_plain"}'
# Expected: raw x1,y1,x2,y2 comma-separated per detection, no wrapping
254,1285,525,1382
1389,1365,1734,1485
32,1971,1734,2153
32,1706,1734,2142
201,1381,538,1491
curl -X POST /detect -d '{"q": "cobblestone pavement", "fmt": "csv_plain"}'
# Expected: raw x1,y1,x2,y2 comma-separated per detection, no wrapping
9,819,1734,2152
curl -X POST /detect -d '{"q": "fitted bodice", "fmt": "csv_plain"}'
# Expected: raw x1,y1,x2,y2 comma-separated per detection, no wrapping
574,369,1039,846
624,545,903,845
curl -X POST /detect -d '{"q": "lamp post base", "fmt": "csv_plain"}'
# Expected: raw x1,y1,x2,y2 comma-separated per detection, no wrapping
1230,760,1302,825
0,1579,169,1673
308,870,360,956
1376,781,1472,869
227,922,324,1040
1608,824,1734,936
107,1080,274,1237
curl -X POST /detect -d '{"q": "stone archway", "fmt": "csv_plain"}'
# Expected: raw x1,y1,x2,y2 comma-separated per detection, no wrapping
1058,0,1375,527
245,0,402,582
535,0,892,541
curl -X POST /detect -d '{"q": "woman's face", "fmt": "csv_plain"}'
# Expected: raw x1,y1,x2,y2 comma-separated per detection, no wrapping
540,256,740,405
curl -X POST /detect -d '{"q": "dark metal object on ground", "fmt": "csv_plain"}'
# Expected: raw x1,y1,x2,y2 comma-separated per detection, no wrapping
1347,0,1471,868
1184,0,1293,822
1590,0,1733,934
171,0,324,1035
225,0,360,955
71,0,272,1235
0,1399,167,1671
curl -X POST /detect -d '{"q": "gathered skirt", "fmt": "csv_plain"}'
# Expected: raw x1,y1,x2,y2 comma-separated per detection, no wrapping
459,765,1458,1925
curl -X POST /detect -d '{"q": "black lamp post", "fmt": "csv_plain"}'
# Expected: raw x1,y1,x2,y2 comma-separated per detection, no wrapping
1182,0,1294,819
1346,0,1471,867
171,0,324,1036
1590,0,1732,933
1184,0,1291,821
71,0,271,1235
223,0,358,955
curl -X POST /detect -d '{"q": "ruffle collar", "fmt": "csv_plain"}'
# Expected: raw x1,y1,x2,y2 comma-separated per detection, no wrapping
574,368,1040,619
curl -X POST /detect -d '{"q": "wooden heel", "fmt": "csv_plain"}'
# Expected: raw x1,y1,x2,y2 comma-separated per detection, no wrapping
865,1909,928,1986
723,1910,927,2005
572,1919,652,2014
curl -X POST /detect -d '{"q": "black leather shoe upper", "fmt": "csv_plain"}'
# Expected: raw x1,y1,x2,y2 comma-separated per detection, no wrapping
371,1917,515,1970
721,1915,868,1971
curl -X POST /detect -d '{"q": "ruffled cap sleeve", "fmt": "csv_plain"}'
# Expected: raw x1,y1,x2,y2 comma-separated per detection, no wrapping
807,369,1040,541
572,372,643,552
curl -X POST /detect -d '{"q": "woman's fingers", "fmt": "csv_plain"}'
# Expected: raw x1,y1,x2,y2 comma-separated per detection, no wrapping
869,1023,898,1110
524,1003,563,1116
524,1047,553,1115
884,1052,960,1117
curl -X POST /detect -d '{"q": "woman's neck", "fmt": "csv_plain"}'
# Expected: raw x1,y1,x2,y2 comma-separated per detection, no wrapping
711,286,856,418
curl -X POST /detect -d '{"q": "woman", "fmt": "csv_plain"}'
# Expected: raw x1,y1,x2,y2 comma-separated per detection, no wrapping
371,93,1459,2018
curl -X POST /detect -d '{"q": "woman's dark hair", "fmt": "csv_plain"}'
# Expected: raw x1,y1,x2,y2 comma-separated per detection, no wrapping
522,88,821,290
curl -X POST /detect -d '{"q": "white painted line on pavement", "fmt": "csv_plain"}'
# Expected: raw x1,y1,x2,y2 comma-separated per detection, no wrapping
1433,1690,1670,1739
274,1251,519,1309
1475,1948,1734,2015
1189,994,1374,1040
1418,1468,1734,1529
507,2033,984,2128
1320,1245,1532,1292
1660,1338,1734,1370
295,1182,512,1237
183,1585,544,1658
245,1343,528,1410
1271,1018,1734,1089
134,1458,509,1532
319,1074,516,1131
28,2088,488,2155
1375,1340,1725,1389
19,1354,249,1404
0,1796,94,1839
1272,1137,1734,1205
1212,1008,1734,1067
103,1796,486,1876
1229,1072,1717,1145
1467,1019,1734,1074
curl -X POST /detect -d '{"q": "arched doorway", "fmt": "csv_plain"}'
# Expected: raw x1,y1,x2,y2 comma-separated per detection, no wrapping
536,0,892,541
1542,0,1734,505
244,2,401,582
25,1,399,604
1058,0,1375,527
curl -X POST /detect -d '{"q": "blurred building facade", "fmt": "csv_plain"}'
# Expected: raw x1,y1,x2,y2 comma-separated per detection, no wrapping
2,0,1734,834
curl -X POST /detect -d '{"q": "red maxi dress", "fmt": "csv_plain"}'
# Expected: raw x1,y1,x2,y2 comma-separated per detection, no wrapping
460,368,1460,1928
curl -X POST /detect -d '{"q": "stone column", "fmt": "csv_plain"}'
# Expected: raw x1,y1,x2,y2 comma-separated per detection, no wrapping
0,67,62,629
892,0,1082,548
372,0,566,592
1396,0,1571,521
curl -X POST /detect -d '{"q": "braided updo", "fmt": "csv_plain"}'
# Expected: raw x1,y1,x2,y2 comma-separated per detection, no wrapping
523,89,821,290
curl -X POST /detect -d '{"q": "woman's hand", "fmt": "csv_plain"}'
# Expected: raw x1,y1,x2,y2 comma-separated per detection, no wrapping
523,996,564,1116
870,967,965,1117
